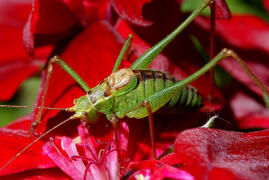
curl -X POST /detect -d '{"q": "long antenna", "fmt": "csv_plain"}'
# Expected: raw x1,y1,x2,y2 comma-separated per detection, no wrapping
0,104,66,111
0,116,77,173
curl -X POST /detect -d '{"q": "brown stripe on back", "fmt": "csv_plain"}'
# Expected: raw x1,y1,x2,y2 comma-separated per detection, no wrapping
153,71,164,79
139,70,154,80
163,71,167,83
133,70,144,82
164,73,175,82
172,77,177,83
133,69,177,83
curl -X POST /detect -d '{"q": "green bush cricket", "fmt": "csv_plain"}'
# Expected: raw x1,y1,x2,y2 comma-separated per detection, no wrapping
1,0,269,173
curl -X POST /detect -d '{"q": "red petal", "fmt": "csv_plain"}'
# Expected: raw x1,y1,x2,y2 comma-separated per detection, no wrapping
160,152,181,166
0,128,55,176
5,115,32,130
220,57,269,97
1,168,69,180
174,128,269,179
264,0,269,14
33,21,125,134
113,0,152,26
63,0,112,26
0,59,40,101
0,0,49,101
230,92,269,129
195,15,269,97
115,19,187,78
213,0,231,19
126,160,193,180
195,15,269,53
23,0,78,54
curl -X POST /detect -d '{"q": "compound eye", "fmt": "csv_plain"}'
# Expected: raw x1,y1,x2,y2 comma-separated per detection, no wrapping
107,69,134,90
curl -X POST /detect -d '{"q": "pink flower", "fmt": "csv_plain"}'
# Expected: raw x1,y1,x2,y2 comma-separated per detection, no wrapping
43,122,129,179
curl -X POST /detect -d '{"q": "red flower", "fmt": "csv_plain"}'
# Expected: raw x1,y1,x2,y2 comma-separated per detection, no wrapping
0,116,61,178
0,0,51,101
174,128,269,179
0,0,269,179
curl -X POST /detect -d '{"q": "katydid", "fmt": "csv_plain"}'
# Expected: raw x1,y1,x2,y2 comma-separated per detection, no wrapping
1,0,269,174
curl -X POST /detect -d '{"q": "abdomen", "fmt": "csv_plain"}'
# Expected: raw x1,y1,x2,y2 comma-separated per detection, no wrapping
133,69,202,108
113,69,202,119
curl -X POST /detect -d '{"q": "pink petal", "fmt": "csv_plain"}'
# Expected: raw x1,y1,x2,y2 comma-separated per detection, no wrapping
78,125,98,159
43,138,84,180
115,122,129,150
61,137,86,175
103,122,129,179
104,151,119,180
77,125,107,180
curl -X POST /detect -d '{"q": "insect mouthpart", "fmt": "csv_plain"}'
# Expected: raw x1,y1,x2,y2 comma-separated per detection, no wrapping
68,95,100,123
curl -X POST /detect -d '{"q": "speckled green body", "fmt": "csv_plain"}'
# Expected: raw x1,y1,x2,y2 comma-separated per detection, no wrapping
113,69,202,119
69,68,202,124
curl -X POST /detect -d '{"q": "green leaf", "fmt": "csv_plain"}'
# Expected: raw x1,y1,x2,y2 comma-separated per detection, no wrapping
181,0,269,22
0,77,41,126
227,0,269,22
181,0,211,16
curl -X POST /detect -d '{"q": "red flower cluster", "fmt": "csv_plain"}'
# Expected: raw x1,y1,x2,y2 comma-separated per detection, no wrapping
0,0,269,179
